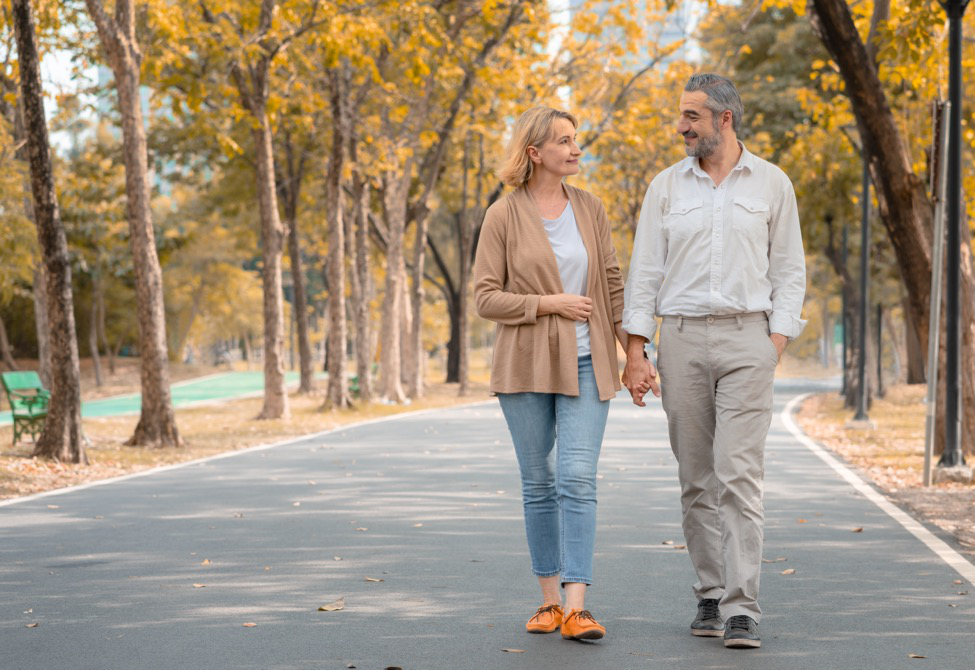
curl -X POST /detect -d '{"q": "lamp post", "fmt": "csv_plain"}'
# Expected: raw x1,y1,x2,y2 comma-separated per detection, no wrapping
841,220,848,398
850,159,872,426
938,0,970,469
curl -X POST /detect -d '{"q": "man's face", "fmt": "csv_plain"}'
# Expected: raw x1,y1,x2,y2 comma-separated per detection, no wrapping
677,91,722,158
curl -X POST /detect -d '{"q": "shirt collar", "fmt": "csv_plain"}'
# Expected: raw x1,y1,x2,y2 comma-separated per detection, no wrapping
678,140,755,177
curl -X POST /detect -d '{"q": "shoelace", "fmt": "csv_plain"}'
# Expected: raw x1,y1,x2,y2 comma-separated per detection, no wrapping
699,599,721,620
569,609,597,624
529,604,561,622
726,615,753,630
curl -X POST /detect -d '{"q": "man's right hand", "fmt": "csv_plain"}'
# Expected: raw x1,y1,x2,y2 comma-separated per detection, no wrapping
538,294,593,321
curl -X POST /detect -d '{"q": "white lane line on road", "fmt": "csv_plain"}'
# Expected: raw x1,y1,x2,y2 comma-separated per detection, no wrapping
0,400,495,509
782,393,975,584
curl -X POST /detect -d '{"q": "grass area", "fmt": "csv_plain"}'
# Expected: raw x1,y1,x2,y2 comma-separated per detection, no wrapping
0,355,492,500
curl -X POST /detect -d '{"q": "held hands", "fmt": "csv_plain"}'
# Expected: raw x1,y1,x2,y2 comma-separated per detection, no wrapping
538,293,593,321
623,356,660,407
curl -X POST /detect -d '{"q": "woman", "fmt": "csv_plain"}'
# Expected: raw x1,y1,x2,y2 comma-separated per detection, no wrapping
474,106,635,641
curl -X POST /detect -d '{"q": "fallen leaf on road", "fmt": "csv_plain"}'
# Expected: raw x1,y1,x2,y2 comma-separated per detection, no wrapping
674,544,687,549
662,540,674,545
355,527,368,532
502,649,526,653
333,556,343,561
264,566,271,571
308,480,317,485
365,577,384,582
958,591,968,595
26,623,38,628
949,604,958,608
201,559,211,565
781,568,796,575
234,513,244,518
346,664,356,669
193,584,206,588
319,598,345,612
953,580,963,585
852,527,863,533
47,505,59,509
908,653,926,659
413,523,423,528
797,519,807,523
292,502,301,507
242,622,257,627
762,557,788,563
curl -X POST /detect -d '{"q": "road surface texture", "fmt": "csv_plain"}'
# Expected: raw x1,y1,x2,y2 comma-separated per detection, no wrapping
2,379,972,669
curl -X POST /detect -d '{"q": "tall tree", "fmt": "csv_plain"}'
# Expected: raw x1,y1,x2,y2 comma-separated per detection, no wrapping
84,0,181,446
12,0,85,462
807,0,975,454
196,0,327,419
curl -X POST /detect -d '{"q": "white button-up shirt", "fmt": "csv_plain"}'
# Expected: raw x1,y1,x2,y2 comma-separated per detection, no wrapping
623,143,807,342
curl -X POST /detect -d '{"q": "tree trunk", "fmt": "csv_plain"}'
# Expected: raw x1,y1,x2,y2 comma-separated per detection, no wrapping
278,131,315,394
85,0,181,446
95,277,114,374
902,291,926,384
379,174,408,403
252,111,290,419
350,157,373,404
13,0,86,463
89,294,103,387
0,314,18,371
408,212,430,399
323,73,349,410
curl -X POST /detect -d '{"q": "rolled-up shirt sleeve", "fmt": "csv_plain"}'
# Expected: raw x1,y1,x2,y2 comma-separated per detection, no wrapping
474,207,540,326
767,176,807,340
623,181,666,343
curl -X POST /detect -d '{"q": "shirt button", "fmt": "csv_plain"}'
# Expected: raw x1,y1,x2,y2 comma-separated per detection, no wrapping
716,207,722,211
707,317,714,324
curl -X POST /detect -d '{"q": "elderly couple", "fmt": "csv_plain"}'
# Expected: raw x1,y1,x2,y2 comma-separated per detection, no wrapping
473,74,806,649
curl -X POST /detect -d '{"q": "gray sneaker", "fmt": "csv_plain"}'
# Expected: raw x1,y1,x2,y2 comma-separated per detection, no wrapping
690,598,724,637
723,614,761,648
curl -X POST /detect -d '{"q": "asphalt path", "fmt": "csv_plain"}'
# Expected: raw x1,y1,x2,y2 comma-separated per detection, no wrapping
1,379,973,669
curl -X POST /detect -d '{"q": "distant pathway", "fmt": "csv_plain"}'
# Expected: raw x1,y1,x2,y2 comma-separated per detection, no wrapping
0,371,301,425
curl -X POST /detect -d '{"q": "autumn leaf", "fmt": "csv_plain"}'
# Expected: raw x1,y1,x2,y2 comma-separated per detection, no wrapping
908,653,926,659
797,519,808,523
662,540,674,545
413,523,423,528
293,502,301,507
201,559,211,565
242,622,257,627
364,577,384,582
355,528,368,532
673,544,687,550
852,527,864,533
333,556,343,561
781,568,796,575
193,584,206,588
26,622,38,628
47,505,59,509
502,649,526,653
319,598,345,612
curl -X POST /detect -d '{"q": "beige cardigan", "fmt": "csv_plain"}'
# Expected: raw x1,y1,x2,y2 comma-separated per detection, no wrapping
474,183,625,401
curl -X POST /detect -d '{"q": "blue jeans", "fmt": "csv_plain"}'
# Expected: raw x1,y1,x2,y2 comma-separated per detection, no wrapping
497,356,609,585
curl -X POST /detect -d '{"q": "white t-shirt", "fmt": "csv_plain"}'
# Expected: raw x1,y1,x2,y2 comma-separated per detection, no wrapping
541,200,591,357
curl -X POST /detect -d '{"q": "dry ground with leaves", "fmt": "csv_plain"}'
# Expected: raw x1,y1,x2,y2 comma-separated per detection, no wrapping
797,385,975,562
0,356,490,500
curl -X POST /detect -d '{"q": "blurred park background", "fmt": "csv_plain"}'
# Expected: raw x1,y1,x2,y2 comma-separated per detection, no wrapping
0,1,973,499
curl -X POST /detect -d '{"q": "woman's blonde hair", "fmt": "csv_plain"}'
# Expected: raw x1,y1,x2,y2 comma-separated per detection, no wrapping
497,106,579,187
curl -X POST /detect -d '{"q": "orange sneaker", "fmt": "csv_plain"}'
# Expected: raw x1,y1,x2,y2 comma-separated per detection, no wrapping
526,603,564,634
561,609,605,641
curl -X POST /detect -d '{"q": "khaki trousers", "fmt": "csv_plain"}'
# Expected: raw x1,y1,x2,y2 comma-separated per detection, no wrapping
657,312,776,622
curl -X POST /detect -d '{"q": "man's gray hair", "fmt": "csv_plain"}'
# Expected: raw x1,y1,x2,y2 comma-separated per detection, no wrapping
684,73,743,134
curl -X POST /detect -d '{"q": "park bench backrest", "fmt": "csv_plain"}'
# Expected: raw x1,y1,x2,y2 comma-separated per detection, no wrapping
2,371,46,394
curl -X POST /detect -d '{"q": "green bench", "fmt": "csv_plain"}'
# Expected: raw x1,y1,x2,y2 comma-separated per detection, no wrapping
1,371,50,445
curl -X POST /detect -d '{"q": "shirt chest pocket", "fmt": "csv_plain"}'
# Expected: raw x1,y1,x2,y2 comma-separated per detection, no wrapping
732,196,770,245
664,198,704,242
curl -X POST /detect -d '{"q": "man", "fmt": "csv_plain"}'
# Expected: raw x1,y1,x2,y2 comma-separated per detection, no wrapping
622,73,806,649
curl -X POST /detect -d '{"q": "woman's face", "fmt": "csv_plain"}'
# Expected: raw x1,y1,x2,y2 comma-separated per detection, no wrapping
529,118,581,179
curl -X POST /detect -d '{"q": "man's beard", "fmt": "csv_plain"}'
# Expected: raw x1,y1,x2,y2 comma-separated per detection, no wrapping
685,129,721,158
684,117,723,158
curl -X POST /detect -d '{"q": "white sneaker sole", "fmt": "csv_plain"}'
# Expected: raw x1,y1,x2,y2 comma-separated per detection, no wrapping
724,637,761,648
